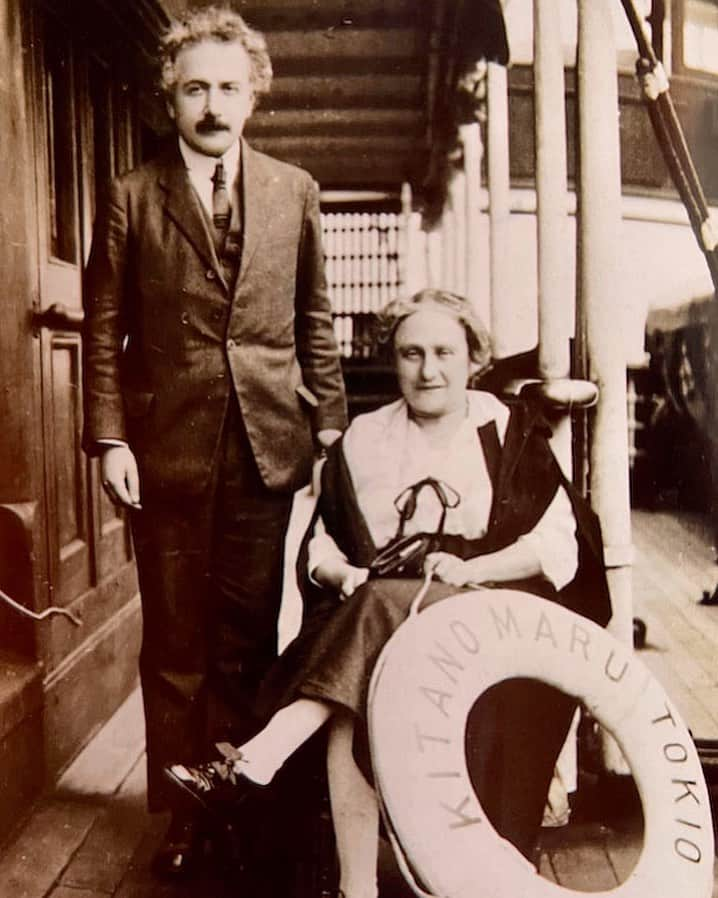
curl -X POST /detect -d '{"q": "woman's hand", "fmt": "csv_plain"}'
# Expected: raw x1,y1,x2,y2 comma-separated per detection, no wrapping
313,558,370,599
339,565,370,599
427,541,545,589
424,552,473,587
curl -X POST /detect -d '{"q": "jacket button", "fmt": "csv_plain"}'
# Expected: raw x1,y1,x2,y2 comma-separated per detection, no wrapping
206,269,216,280
227,338,236,350
211,309,223,321
180,311,189,325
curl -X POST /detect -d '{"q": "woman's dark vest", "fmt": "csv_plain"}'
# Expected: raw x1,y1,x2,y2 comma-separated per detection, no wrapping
297,401,612,627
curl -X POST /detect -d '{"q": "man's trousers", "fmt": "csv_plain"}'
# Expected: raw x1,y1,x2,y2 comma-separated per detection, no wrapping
131,402,294,812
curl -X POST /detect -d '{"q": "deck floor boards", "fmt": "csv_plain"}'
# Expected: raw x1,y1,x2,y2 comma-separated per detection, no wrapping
0,800,100,898
0,508,716,896
56,759,147,895
632,509,718,741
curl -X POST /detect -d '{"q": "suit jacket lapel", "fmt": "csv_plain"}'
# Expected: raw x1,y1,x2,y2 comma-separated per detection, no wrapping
236,139,272,289
157,145,226,287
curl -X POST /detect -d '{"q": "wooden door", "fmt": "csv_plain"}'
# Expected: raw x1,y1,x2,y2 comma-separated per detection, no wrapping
30,7,135,650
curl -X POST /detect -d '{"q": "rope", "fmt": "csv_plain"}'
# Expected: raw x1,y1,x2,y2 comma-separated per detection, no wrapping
408,569,434,617
620,0,718,294
0,586,82,626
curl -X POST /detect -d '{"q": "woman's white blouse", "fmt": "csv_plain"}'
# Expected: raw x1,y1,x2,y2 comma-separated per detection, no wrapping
308,392,579,590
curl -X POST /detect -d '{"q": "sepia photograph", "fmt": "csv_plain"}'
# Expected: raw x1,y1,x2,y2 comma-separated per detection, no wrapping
0,0,716,895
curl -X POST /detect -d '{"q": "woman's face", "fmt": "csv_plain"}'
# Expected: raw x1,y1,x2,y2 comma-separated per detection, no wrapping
393,307,474,421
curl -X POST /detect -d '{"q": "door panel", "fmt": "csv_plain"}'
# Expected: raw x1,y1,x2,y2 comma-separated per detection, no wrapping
50,334,90,601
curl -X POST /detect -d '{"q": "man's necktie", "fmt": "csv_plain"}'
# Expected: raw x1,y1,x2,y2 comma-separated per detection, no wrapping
211,161,231,231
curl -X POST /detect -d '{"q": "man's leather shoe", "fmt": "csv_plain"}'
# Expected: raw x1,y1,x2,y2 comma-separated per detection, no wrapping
164,749,264,816
152,814,204,880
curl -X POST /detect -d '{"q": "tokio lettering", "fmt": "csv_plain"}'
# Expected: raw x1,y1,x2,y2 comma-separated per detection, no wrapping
652,702,706,864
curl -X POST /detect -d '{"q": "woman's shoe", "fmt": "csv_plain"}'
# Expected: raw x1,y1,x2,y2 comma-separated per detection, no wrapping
164,751,262,815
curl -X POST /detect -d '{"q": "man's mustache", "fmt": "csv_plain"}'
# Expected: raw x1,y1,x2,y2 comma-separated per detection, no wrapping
195,116,231,134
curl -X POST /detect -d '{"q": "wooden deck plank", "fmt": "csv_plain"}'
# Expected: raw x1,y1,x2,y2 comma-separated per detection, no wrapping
0,800,99,898
631,509,718,740
536,850,558,882
549,842,618,891
633,554,718,658
633,548,717,637
637,648,718,739
633,510,715,572
634,597,717,694
56,687,145,799
57,758,148,894
49,888,109,898
112,811,236,898
539,821,623,892
633,513,718,623
634,567,718,683
690,685,718,733
112,812,180,898
633,511,714,585
603,825,643,884
631,613,718,738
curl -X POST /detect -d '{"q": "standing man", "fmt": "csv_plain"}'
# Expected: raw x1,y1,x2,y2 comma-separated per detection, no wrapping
82,6,347,879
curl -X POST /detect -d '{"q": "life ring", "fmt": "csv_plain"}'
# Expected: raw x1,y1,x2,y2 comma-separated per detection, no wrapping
368,589,715,898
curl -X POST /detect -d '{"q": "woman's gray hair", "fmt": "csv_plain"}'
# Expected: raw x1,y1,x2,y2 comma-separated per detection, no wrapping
377,289,492,373
159,6,273,103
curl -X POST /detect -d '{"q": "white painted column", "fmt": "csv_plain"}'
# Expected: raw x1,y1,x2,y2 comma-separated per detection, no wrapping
425,225,442,288
398,182,411,294
577,0,633,773
534,0,572,471
460,122,483,317
450,162,468,296
441,169,458,291
578,0,633,641
401,181,426,294
487,63,513,359
533,0,581,800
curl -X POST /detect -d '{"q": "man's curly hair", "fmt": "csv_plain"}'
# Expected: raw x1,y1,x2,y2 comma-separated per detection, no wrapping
159,6,272,104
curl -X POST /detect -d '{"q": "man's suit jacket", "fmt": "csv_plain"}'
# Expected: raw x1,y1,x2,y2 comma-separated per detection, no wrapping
82,139,347,497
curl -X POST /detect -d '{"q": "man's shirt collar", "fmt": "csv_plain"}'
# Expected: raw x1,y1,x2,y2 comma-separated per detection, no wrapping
178,137,241,186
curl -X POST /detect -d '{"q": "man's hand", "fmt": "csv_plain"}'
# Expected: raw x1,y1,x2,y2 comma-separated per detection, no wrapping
100,445,142,509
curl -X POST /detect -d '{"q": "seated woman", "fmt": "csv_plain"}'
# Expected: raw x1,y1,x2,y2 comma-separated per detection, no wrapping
166,288,611,898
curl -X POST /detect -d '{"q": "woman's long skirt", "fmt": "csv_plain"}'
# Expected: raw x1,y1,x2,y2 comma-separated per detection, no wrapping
259,577,577,859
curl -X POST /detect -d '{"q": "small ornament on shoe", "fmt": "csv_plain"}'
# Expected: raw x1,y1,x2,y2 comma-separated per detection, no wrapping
215,741,246,764
164,749,262,815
